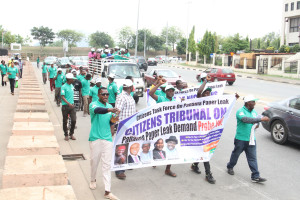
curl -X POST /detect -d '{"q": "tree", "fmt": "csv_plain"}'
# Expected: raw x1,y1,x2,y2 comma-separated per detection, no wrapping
221,33,249,54
3,31,16,46
31,26,55,49
176,38,187,55
188,26,196,57
197,31,216,59
57,29,84,50
118,26,134,48
48,40,63,47
279,45,290,53
89,31,114,48
161,26,183,52
290,44,300,53
15,34,24,44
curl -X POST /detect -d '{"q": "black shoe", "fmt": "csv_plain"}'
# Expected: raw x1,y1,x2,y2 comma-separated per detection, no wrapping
191,164,201,174
252,177,267,183
227,168,234,175
206,172,216,184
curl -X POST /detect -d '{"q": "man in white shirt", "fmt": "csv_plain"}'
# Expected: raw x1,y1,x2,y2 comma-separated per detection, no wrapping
128,143,140,164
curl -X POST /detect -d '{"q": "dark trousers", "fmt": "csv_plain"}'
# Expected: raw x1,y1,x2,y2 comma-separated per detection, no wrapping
50,78,55,91
110,103,115,107
19,69,23,78
193,162,211,174
1,74,7,86
227,139,259,179
9,78,15,93
55,88,61,105
62,105,76,136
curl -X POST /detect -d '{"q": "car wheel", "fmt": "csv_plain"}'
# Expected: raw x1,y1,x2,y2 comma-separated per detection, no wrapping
133,94,139,104
228,82,234,85
271,120,288,144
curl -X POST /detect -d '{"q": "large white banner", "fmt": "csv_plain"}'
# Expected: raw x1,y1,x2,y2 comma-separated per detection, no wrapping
112,95,236,171
146,81,226,106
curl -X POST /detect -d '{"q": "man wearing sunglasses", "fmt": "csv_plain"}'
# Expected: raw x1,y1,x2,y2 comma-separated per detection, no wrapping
89,87,120,200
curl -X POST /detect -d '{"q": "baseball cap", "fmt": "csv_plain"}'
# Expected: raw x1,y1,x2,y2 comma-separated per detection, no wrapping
244,95,259,103
91,48,95,51
57,68,62,72
165,85,175,91
66,73,76,79
120,48,125,52
108,74,115,78
90,79,96,84
203,87,212,93
105,44,109,47
123,80,133,87
71,69,77,73
200,73,207,79
104,49,109,53
115,46,119,49
14,60,19,63
96,78,102,83
160,83,168,87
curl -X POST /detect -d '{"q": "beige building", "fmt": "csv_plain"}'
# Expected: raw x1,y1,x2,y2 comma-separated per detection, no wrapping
281,0,300,46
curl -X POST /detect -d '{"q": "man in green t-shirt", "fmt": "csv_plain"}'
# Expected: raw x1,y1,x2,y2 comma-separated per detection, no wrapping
42,62,48,84
61,73,76,141
107,74,118,107
89,78,102,104
149,78,177,178
0,60,8,86
37,56,40,68
47,63,57,92
227,95,270,183
81,73,92,117
53,68,66,107
88,87,120,200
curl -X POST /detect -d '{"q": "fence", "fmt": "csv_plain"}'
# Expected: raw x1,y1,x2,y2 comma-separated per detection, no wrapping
284,61,298,74
233,59,241,68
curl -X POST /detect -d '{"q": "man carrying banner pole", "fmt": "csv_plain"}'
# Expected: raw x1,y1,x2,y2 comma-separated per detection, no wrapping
114,80,136,180
149,78,177,177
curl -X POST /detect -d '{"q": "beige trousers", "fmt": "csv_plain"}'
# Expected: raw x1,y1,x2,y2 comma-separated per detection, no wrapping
83,95,89,114
89,139,113,192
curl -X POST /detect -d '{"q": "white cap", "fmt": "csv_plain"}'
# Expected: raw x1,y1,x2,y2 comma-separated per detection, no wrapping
71,69,77,73
165,85,175,91
96,78,102,83
91,48,95,51
58,68,62,72
115,46,119,49
97,48,102,52
200,73,207,79
160,82,168,87
120,48,125,52
244,95,259,103
108,74,115,78
123,80,133,87
66,73,75,79
105,44,109,47
104,49,109,53
90,79,96,84
14,60,19,63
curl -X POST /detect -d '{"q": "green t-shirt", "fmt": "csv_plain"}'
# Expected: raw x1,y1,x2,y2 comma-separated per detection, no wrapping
235,106,258,141
42,65,48,73
89,85,102,102
113,55,129,60
37,58,40,63
107,82,118,103
124,52,130,57
81,78,91,96
101,53,107,58
0,64,8,75
48,67,57,78
89,101,113,142
155,90,166,97
55,74,66,88
156,95,175,103
7,67,19,79
61,83,74,105
77,74,85,82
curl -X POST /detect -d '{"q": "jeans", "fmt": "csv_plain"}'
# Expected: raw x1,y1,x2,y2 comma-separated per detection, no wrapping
62,105,76,136
1,74,7,86
9,78,15,93
227,139,260,179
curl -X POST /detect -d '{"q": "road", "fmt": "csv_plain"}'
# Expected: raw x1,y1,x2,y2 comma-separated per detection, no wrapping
32,62,300,200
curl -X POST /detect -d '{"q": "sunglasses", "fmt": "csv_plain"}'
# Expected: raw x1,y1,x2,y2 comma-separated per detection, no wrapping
100,93,109,96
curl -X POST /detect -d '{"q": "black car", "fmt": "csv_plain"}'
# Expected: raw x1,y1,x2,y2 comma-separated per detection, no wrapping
147,57,157,66
136,57,148,71
262,95,300,145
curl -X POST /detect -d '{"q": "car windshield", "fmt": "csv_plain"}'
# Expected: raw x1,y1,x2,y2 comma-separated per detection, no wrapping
148,58,155,61
222,69,233,73
109,64,141,78
156,70,178,78
138,59,145,63
61,58,69,62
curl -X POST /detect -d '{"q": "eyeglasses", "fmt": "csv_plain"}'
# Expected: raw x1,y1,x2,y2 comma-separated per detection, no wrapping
100,93,109,96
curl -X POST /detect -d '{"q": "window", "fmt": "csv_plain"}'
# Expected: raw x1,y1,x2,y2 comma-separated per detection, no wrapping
297,1,300,9
289,17,300,32
289,98,300,110
291,2,294,11
285,3,288,11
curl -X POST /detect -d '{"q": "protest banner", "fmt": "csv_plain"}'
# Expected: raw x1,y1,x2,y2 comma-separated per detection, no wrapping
111,94,236,171
146,81,226,106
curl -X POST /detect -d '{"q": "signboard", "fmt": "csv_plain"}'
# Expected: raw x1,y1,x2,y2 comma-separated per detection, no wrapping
10,43,21,51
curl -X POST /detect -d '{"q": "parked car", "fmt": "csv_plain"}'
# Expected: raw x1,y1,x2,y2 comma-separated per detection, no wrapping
147,58,157,66
144,69,188,88
196,68,236,85
136,57,148,71
261,96,300,145
44,56,58,65
155,55,168,63
71,60,89,71
56,57,72,68
169,56,179,63
80,56,89,61
70,56,81,64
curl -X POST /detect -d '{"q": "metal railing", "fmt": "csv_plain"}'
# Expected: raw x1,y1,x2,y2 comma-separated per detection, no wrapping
284,61,298,74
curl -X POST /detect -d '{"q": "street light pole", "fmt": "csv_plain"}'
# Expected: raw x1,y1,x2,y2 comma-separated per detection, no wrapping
135,0,141,58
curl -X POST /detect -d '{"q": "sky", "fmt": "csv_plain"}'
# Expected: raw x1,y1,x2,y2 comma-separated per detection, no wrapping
0,0,283,46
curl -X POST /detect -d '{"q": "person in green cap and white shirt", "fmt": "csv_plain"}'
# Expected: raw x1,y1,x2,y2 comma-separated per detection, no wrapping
61,73,77,141
107,74,118,107
149,77,177,178
81,73,92,117
227,95,270,183
0,60,8,86
88,87,120,200
89,78,102,104
47,63,57,92
53,68,66,107
42,62,48,84
7,61,19,95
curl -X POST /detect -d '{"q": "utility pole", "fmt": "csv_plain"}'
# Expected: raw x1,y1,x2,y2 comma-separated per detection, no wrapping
135,0,141,58
166,22,168,58
144,31,146,58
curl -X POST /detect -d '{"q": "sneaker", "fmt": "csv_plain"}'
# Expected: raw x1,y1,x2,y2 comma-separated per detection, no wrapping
116,172,126,180
104,192,120,200
206,172,216,184
64,136,69,141
89,181,96,190
69,135,76,140
191,164,201,174
227,168,234,175
252,177,267,183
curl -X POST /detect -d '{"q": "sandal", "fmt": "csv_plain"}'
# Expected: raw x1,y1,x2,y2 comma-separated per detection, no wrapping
165,170,177,177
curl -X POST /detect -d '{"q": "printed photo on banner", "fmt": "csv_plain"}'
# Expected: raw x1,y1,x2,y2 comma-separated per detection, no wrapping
111,94,236,171
146,81,226,106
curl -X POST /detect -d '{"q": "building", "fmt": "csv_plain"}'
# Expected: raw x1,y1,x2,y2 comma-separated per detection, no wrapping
281,0,300,46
